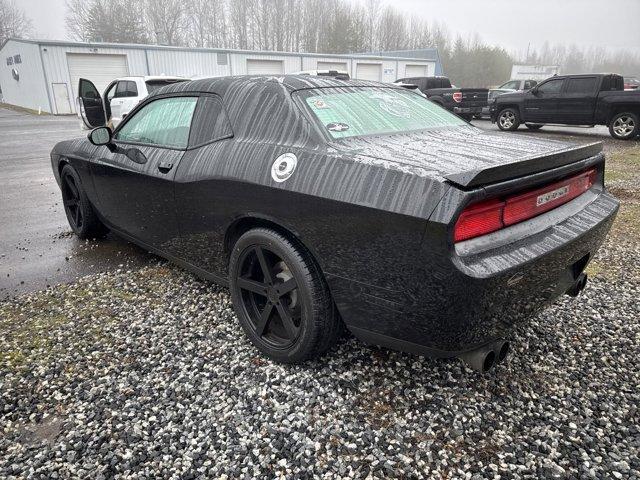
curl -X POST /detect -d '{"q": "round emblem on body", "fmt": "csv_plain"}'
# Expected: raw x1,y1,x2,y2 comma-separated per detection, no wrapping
271,153,297,183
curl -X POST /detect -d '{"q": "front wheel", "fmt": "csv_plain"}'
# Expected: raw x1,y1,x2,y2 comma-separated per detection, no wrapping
229,228,341,363
609,112,639,140
497,108,521,131
60,164,109,239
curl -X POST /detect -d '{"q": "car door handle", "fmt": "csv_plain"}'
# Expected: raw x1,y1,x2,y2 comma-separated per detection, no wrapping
158,161,173,173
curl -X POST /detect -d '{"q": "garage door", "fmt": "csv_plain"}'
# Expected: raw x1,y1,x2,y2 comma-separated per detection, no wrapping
67,53,129,101
405,64,427,77
317,61,348,72
355,63,382,81
246,59,284,75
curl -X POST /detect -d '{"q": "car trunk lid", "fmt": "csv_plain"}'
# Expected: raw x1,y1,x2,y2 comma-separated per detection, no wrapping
330,126,603,189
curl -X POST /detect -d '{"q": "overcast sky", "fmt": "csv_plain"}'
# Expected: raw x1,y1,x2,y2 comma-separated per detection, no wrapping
20,0,640,54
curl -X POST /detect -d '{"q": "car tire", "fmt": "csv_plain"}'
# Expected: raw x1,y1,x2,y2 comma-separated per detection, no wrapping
497,108,521,131
460,114,474,122
525,124,543,130
60,164,110,240
229,228,341,363
609,112,639,140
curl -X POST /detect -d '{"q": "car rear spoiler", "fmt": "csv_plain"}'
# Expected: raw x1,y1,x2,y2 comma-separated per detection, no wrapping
444,142,603,188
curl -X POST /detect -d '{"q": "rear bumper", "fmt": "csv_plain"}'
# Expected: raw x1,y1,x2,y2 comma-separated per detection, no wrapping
333,189,619,357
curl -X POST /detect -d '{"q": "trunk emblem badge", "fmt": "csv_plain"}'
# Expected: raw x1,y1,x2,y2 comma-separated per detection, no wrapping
271,153,297,182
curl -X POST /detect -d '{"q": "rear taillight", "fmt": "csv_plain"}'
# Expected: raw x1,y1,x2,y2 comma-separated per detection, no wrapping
454,169,596,243
454,199,504,242
452,92,463,103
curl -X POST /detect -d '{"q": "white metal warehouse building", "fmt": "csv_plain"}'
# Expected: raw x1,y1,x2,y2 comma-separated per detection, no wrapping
0,38,437,115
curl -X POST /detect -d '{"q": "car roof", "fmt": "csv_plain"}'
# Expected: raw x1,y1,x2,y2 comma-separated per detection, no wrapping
153,74,396,96
115,75,188,82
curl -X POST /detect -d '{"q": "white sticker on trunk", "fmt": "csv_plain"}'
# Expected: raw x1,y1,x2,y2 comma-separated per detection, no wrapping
536,185,569,206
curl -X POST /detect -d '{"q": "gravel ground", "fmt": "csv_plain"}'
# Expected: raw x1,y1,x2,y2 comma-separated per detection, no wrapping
1,241,639,479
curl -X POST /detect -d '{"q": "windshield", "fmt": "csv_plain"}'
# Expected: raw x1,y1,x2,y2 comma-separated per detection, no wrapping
294,87,465,139
146,79,186,94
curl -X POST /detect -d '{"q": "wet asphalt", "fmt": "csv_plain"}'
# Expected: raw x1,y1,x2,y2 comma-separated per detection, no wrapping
0,108,153,299
0,108,635,299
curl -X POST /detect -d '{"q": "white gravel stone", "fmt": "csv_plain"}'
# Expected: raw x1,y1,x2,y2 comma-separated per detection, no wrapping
1,237,639,478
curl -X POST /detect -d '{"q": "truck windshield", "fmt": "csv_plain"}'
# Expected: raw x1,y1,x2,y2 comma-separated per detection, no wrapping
294,87,465,139
146,79,186,94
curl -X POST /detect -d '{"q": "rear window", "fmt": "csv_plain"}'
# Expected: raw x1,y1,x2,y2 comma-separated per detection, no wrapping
295,87,465,139
566,77,597,94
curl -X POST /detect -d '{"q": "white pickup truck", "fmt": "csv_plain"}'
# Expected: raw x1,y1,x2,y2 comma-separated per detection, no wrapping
78,76,188,129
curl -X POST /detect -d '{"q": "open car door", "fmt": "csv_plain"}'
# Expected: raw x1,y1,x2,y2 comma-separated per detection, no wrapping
78,78,106,128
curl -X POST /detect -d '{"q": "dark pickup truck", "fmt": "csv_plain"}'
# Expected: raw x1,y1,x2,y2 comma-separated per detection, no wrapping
491,73,640,140
395,76,488,121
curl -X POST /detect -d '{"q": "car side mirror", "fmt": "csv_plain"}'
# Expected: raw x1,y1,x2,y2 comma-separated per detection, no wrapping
88,126,112,146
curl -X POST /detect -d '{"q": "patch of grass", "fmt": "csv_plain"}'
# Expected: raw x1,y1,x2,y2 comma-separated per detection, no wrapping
605,145,640,185
0,312,69,370
611,203,640,238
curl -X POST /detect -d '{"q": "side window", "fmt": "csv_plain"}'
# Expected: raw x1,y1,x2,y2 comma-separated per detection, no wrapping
537,79,564,94
79,79,99,99
126,81,138,97
114,81,128,98
105,82,117,102
188,96,233,147
115,96,198,149
524,80,537,90
566,77,597,94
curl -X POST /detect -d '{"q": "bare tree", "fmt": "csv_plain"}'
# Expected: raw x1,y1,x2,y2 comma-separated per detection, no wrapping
61,0,640,82
66,0,148,43
0,0,32,45
377,6,405,51
186,0,228,48
144,0,188,46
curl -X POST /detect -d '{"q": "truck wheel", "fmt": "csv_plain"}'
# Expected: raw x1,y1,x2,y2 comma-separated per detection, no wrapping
497,108,520,131
609,112,638,140
228,228,341,363
526,124,543,130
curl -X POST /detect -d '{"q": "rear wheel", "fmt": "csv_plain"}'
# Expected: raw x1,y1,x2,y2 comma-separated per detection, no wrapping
60,164,109,239
526,123,543,130
497,108,520,131
229,228,340,363
609,112,638,140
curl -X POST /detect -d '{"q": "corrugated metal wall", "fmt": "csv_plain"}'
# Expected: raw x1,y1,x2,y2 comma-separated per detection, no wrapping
0,40,51,112
0,39,436,114
39,44,147,114
147,50,230,78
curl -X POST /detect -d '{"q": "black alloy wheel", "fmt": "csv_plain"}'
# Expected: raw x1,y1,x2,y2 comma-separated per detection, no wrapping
229,228,341,363
60,164,109,239
62,171,83,231
236,245,301,348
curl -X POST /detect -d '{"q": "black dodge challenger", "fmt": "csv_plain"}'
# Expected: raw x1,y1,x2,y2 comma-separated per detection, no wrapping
52,75,619,372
